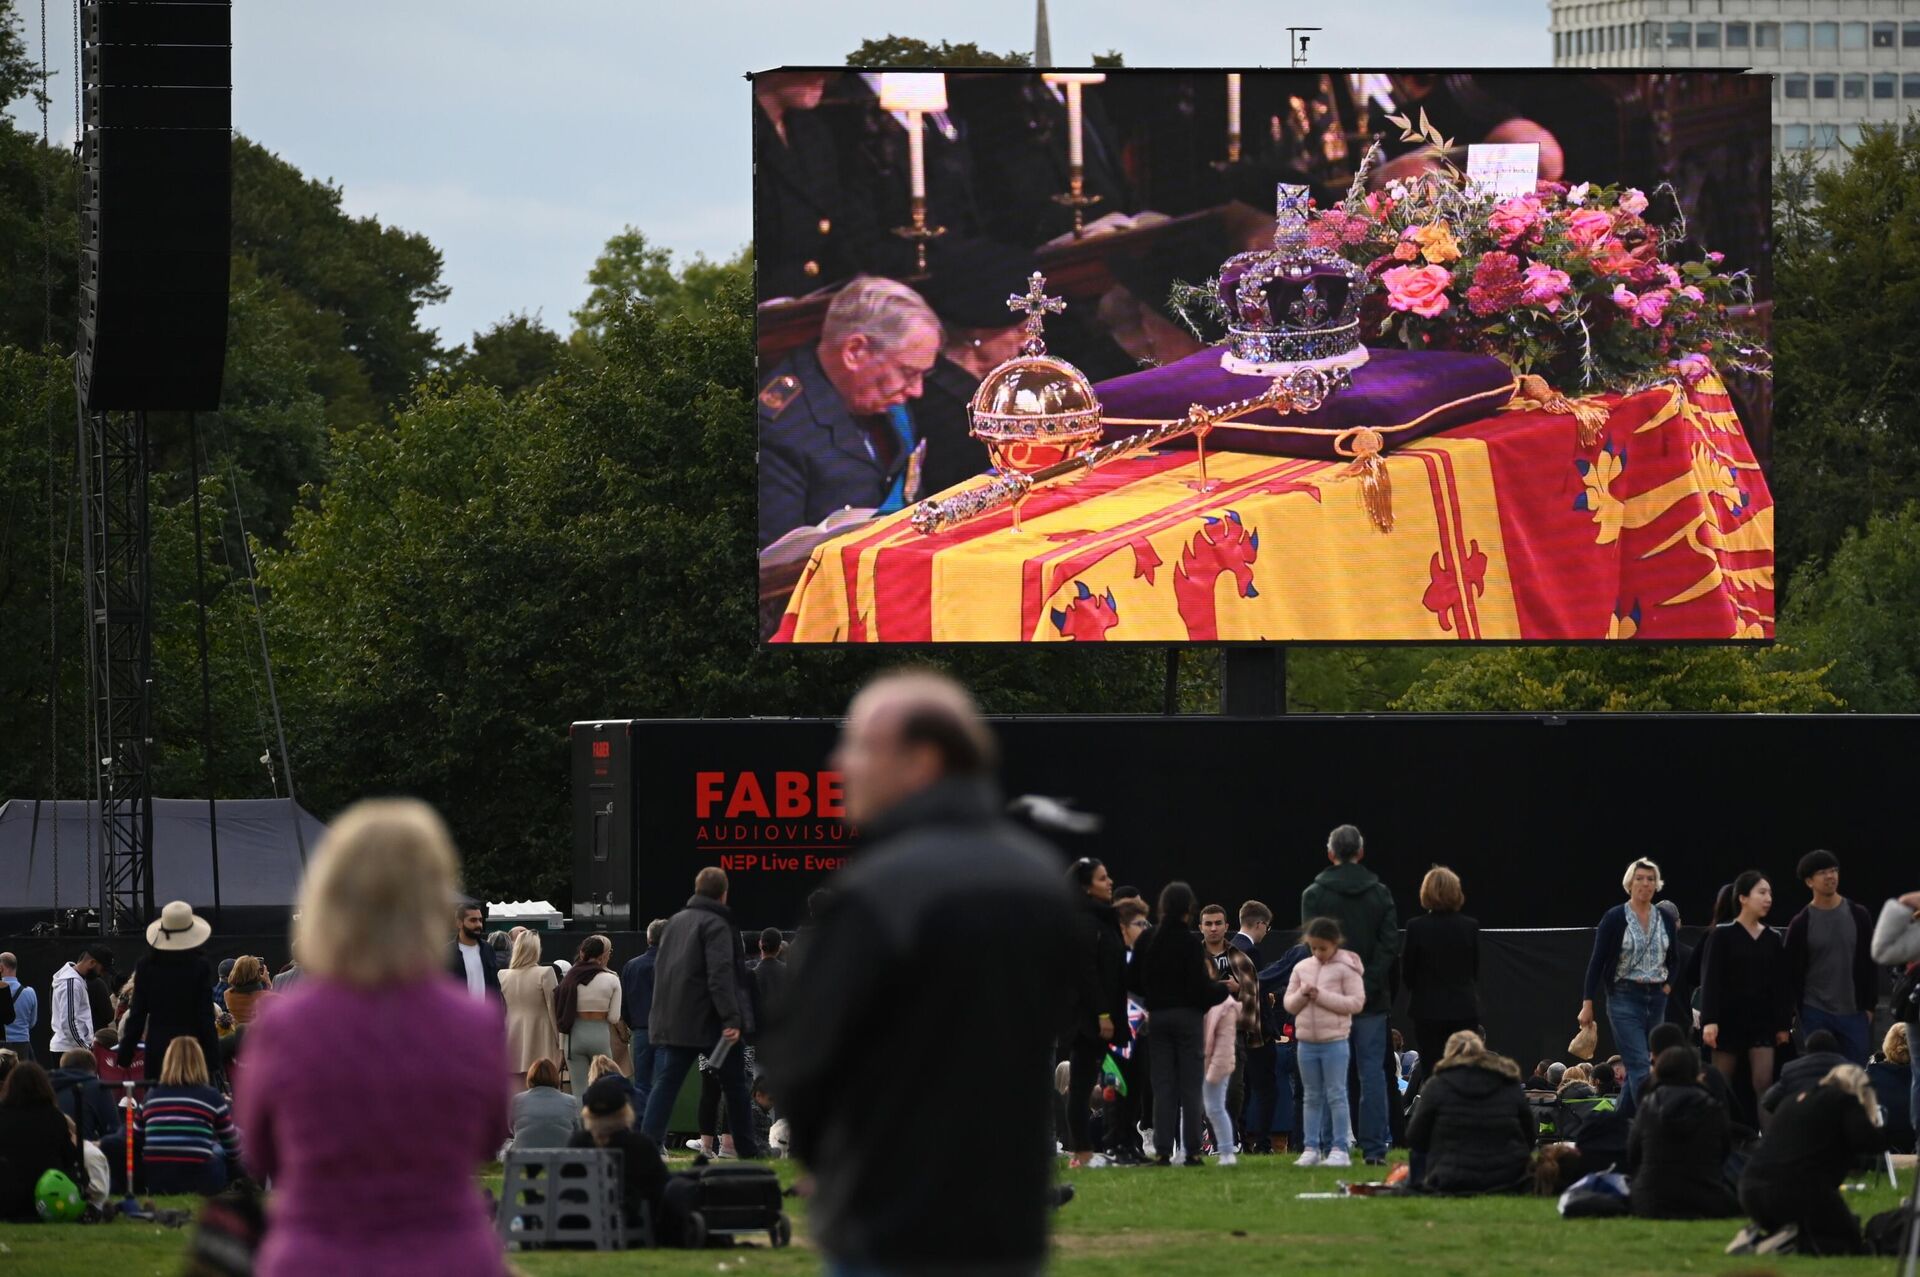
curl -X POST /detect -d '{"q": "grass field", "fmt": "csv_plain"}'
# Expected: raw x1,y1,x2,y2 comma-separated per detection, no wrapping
0,1153,1907,1275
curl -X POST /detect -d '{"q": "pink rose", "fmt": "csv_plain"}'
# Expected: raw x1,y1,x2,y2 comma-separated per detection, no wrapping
1706,251,1725,264
1520,261,1572,313
1633,289,1671,327
1565,208,1614,250
1658,263,1683,289
1364,191,1393,218
1486,197,1540,247
1678,285,1705,303
1669,352,1714,383
1610,284,1638,310
1619,188,1649,217
1381,264,1453,318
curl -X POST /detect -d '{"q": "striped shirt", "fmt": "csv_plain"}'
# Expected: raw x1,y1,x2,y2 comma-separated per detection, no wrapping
138,1085,241,1169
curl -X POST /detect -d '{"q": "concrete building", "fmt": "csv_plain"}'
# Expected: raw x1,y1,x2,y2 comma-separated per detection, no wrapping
1549,0,1920,158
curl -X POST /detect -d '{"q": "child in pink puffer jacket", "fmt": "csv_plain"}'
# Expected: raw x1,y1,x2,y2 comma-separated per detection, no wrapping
1202,949,1260,1166
1283,917,1367,1168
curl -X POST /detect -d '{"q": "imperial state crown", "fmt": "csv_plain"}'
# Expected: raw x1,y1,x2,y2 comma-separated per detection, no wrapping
1217,183,1370,378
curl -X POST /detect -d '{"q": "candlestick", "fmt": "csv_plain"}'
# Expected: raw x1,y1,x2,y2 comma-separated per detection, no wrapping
1227,72,1242,146
1049,166,1101,238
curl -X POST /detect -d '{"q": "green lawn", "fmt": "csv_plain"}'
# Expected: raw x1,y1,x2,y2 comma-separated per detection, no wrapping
0,1154,1907,1275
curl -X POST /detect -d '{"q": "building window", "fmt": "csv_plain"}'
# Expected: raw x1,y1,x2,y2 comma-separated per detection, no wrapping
1784,22,1808,51
1875,72,1896,99
1843,22,1867,51
1783,123,1810,149
1874,22,1896,49
1696,22,1720,48
1840,124,1862,147
1814,124,1839,149
1904,22,1920,49
1727,21,1749,48
1904,72,1920,99
1783,74,1809,99
1814,22,1837,52
1756,22,1779,49
1814,73,1837,100
1646,21,1662,48
1669,21,1692,47
1844,72,1867,100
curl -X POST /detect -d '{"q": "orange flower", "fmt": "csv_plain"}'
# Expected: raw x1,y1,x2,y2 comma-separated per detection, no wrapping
1406,223,1462,265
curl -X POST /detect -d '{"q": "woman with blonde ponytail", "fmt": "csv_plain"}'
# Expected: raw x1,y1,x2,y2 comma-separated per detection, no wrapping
1730,1062,1890,1256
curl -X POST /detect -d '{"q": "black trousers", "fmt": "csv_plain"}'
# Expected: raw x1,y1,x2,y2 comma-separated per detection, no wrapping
1413,1018,1478,1099
1149,1006,1206,1161
1066,1034,1107,1154
1740,1178,1865,1255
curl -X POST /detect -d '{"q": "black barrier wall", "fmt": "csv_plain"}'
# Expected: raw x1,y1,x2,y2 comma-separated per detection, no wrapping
577,714,1919,935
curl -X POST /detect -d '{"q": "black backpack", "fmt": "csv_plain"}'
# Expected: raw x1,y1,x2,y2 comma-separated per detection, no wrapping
0,980,14,1027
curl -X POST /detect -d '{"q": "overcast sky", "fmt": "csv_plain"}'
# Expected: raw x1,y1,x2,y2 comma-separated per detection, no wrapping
9,1,1548,346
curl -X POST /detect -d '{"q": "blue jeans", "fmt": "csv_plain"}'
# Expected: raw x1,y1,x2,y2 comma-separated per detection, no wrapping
1800,1004,1871,1066
1606,982,1666,1119
1348,1012,1389,1158
629,1028,655,1116
642,1041,759,1156
1297,1038,1352,1156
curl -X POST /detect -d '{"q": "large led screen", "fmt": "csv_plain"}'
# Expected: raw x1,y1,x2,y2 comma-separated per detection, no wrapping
755,69,1773,644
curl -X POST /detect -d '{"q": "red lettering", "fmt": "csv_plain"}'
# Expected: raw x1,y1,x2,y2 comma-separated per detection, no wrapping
591,740,611,759
817,771,845,819
775,771,809,817
695,772,725,819
726,773,771,819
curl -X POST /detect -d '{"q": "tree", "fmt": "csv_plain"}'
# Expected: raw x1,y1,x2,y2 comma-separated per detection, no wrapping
1780,502,1920,713
1390,645,1838,714
447,312,567,399
1770,128,1920,588
846,37,1031,67
570,228,749,345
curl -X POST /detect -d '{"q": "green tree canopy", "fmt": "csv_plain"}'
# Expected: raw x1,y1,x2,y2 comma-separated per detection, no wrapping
1390,645,1838,714
1781,502,1920,713
570,228,748,344
846,37,1031,67
447,312,567,399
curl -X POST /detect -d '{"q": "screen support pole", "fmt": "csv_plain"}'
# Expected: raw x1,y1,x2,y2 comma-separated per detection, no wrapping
1220,648,1287,716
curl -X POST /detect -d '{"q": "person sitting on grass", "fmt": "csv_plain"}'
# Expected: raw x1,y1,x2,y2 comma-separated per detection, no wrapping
1868,1022,1914,1153
136,1036,241,1195
508,1058,578,1152
1405,1030,1533,1195
0,1062,85,1220
1729,1062,1889,1256
1757,1029,1850,1127
1626,1045,1740,1219
570,1075,694,1245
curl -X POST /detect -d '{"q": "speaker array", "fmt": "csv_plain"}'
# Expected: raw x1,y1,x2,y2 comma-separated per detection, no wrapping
77,1,232,412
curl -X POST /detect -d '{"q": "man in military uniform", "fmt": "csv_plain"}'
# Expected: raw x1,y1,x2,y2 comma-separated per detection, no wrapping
759,276,942,548
755,70,880,300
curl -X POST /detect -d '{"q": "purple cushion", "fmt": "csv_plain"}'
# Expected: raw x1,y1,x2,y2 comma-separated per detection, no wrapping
1094,346,1518,461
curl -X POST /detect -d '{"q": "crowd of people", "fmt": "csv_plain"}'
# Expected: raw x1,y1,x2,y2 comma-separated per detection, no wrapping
2,672,1919,1269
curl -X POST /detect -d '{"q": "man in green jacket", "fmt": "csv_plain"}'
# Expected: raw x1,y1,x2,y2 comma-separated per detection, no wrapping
1300,823,1401,1165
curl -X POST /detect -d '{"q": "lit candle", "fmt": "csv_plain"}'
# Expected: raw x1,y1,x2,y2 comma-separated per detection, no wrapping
1067,81,1084,168
907,109,926,199
1227,73,1242,143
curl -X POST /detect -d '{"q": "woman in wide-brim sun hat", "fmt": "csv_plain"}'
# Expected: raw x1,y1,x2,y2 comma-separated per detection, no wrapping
117,901,222,1087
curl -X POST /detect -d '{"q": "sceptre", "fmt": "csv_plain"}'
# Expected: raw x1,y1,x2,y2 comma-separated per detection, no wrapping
910,367,1350,536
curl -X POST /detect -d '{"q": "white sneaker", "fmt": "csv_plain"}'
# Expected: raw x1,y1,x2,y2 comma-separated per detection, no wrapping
1296,1149,1322,1168
1217,1151,1238,1166
1325,1149,1352,1168
1086,1153,1113,1168
684,1139,713,1155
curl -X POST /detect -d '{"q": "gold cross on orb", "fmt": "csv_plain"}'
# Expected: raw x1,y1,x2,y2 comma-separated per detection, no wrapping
1007,271,1065,355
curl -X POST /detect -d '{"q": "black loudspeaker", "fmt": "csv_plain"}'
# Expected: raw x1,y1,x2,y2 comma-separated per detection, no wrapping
76,2,232,413
571,721,634,927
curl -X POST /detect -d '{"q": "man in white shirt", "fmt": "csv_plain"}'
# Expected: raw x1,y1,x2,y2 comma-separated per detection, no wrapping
446,903,499,1000
48,949,102,1055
